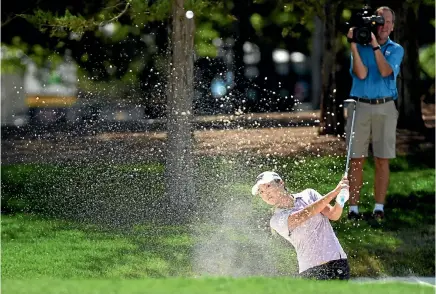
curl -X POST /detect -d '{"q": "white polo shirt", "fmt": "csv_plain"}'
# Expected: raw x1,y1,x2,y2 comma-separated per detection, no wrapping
270,188,347,273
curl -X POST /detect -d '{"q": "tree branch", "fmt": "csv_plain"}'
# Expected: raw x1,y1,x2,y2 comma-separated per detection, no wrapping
99,2,131,27
102,3,128,11
1,15,18,28
1,0,46,28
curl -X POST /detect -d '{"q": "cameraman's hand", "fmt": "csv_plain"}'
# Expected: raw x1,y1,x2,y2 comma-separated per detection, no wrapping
347,28,354,40
370,32,379,47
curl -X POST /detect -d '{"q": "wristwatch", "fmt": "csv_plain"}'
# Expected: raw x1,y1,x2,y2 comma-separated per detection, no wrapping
373,45,381,51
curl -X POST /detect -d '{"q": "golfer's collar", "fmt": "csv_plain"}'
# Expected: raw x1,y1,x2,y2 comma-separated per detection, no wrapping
291,194,303,199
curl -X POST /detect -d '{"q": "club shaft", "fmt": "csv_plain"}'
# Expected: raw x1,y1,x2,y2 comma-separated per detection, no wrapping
345,102,357,177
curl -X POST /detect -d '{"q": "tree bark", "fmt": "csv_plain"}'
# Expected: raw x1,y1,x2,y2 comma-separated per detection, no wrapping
311,16,324,110
319,1,345,136
395,2,425,130
231,0,256,112
164,0,196,222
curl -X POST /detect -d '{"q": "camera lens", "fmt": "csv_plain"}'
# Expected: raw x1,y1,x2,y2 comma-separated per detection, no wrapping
355,28,370,44
358,30,369,38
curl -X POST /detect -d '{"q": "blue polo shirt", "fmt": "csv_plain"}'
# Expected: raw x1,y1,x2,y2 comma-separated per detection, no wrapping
349,38,404,99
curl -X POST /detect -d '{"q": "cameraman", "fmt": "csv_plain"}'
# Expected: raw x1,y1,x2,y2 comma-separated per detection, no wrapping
346,6,404,221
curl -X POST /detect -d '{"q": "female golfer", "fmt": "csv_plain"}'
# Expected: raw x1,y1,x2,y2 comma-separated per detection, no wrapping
251,171,350,280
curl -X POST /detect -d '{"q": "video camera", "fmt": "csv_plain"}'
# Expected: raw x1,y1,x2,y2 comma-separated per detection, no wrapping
345,5,384,45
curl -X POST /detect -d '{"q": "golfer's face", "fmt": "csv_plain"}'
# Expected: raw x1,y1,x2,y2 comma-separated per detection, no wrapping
258,183,280,205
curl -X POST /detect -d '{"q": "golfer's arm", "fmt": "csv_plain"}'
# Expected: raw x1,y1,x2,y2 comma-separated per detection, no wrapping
322,203,343,221
287,189,340,229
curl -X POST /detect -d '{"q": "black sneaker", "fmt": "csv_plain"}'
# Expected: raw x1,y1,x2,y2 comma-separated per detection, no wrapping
347,211,362,220
372,210,384,221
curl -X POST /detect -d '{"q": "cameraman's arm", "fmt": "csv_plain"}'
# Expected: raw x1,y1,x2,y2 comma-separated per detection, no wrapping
374,46,404,78
374,49,393,77
371,33,404,78
351,43,368,79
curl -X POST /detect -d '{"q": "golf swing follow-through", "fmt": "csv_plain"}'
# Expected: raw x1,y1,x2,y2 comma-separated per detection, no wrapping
336,98,357,207
250,100,358,280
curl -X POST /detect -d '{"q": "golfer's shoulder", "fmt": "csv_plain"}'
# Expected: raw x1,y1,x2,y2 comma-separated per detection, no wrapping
296,188,320,202
270,209,292,230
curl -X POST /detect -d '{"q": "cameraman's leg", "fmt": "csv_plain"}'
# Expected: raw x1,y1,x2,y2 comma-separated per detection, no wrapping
346,102,371,210
374,157,389,205
371,101,398,213
349,158,365,206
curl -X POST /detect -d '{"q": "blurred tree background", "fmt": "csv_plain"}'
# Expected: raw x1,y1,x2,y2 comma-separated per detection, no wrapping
1,0,435,128
1,0,434,219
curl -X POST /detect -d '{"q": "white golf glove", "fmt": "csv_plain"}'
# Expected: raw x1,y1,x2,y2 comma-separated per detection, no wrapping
336,187,350,208
336,183,350,208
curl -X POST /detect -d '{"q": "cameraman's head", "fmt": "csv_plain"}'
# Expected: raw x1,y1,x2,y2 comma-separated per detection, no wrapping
375,6,395,44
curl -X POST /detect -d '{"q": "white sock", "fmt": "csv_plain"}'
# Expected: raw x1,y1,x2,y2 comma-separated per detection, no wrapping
374,203,384,212
349,205,359,214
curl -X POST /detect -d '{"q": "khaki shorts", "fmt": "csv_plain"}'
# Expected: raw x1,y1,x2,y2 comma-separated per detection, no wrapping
345,100,398,159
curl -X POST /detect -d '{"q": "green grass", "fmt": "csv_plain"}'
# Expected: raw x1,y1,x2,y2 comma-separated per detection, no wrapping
1,215,194,279
2,278,434,294
1,153,434,281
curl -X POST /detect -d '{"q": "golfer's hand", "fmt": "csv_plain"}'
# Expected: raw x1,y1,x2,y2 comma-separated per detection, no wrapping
335,177,349,192
335,177,350,208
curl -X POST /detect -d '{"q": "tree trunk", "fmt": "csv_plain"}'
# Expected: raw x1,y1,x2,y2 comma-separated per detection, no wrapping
319,1,345,136
231,0,255,112
395,2,425,130
164,0,195,222
311,16,324,110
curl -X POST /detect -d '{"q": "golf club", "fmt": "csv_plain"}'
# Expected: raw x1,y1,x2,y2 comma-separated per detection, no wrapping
343,98,357,178
336,98,357,207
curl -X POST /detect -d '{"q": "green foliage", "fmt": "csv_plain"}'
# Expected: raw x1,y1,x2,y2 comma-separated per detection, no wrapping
342,9,352,21
250,13,264,34
10,0,238,99
1,38,65,74
8,0,433,104
195,22,220,57
195,0,234,26
0,46,26,74
129,0,171,24
19,9,96,38
419,43,435,78
419,16,435,79
192,0,234,57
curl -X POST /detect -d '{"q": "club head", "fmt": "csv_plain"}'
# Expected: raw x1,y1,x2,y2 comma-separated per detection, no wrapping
344,99,357,104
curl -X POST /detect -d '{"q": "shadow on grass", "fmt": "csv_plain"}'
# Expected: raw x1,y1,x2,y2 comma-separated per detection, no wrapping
335,209,435,277
383,191,435,229
1,158,247,228
81,226,194,278
0,163,173,228
333,187,435,277
352,191,436,231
